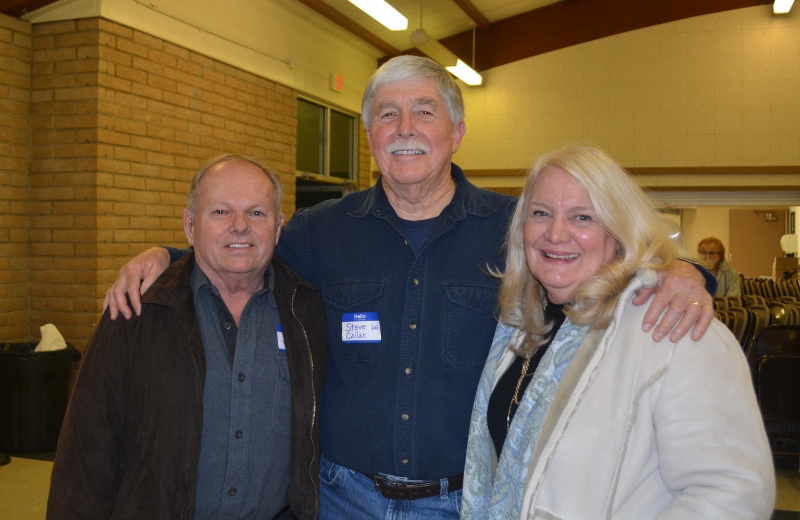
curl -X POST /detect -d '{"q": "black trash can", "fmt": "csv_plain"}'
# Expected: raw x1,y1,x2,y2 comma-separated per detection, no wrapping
0,342,81,453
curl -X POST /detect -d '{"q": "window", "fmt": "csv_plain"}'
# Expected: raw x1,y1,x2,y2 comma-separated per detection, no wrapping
295,98,358,209
296,99,325,175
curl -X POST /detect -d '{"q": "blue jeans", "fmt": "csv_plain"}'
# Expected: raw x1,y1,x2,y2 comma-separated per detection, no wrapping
318,454,461,519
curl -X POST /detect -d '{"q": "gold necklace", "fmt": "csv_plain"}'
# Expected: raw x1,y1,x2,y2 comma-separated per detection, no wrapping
506,298,549,431
506,356,533,431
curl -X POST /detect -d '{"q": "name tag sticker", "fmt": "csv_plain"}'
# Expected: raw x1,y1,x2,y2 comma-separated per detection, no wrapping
342,312,381,343
277,324,286,351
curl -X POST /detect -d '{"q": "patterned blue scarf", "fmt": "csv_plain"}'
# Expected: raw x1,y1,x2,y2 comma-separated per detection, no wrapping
462,319,589,519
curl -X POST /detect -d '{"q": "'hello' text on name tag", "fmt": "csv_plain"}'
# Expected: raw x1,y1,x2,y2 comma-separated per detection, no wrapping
342,312,381,343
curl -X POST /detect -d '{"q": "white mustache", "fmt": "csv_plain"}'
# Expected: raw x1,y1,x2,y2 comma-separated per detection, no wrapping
386,140,430,154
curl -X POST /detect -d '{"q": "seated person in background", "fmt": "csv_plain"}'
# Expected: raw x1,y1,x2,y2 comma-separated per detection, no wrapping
47,155,327,520
461,144,774,519
698,236,741,298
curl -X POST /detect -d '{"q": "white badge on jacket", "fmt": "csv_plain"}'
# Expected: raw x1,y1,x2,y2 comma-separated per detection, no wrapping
342,312,381,343
277,324,286,351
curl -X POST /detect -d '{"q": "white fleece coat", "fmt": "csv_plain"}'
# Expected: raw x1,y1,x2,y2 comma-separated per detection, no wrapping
488,278,775,520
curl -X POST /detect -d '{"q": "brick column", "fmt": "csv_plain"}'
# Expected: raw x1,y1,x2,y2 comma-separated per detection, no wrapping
28,18,301,350
29,20,100,349
0,14,32,341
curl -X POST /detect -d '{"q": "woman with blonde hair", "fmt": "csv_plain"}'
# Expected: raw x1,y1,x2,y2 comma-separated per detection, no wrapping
461,144,774,519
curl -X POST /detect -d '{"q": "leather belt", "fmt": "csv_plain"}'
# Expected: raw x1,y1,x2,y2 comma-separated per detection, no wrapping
369,473,464,501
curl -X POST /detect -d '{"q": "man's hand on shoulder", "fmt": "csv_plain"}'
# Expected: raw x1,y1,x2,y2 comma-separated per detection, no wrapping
103,247,171,320
633,260,715,343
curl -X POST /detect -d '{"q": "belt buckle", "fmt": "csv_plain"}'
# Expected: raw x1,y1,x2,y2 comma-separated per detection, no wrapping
370,474,395,490
369,472,463,501
370,474,439,501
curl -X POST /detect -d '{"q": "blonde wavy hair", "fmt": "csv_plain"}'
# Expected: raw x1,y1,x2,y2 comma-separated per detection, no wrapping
497,144,686,355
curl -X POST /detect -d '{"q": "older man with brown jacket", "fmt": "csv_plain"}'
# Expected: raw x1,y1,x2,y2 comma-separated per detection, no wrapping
47,155,326,519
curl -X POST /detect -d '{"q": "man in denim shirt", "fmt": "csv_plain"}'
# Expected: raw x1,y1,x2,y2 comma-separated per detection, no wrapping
104,57,714,519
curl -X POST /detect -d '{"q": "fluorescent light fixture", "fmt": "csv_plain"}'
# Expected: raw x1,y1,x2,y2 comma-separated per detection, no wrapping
410,29,482,86
348,0,408,31
446,60,483,86
410,29,457,67
774,0,794,12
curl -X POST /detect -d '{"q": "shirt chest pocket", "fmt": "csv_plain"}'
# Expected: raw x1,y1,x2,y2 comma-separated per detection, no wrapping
441,283,498,370
271,348,292,436
323,279,384,364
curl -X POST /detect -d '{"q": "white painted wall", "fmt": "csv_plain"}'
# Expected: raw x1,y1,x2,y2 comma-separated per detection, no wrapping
23,1,800,214
787,205,800,255
681,207,730,255
24,0,381,114
456,5,800,181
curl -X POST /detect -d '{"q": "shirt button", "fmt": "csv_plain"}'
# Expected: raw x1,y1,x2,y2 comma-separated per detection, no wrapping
405,367,412,374
412,278,419,285
237,373,245,382
401,413,409,421
404,239,409,246
409,323,416,330
401,458,409,464
223,321,232,330
228,487,237,496
235,430,243,439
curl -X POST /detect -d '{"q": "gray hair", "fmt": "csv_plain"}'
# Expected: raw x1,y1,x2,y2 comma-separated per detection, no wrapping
187,154,284,220
361,55,465,130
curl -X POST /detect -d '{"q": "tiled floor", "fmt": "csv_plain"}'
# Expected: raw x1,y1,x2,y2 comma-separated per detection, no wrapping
1,453,799,519
776,458,800,517
0,453,53,520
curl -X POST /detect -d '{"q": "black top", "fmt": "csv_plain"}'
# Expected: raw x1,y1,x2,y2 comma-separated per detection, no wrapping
487,300,566,456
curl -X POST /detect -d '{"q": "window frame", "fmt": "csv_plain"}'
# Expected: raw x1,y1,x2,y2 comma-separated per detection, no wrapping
295,96,358,187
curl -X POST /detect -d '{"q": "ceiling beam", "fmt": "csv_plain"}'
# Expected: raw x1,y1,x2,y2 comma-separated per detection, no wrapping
0,0,59,17
439,0,773,72
295,0,401,57
451,0,490,30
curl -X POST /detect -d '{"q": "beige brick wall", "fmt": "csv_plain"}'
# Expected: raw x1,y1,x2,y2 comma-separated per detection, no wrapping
357,124,371,189
0,13,371,350
26,17,335,350
29,19,100,349
0,14,32,342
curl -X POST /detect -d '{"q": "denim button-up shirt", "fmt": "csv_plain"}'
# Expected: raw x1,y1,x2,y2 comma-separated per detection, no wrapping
277,164,516,480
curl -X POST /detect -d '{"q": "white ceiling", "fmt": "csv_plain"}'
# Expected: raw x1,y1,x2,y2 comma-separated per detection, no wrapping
323,0,560,52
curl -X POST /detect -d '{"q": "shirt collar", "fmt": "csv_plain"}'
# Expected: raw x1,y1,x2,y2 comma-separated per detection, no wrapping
350,163,499,221
191,262,277,308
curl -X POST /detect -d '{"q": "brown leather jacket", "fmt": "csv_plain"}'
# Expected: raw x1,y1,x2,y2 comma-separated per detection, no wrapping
47,253,327,519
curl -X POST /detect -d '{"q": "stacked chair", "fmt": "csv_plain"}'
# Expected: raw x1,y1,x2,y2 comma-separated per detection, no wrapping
719,276,800,344
734,274,800,458
751,325,800,458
